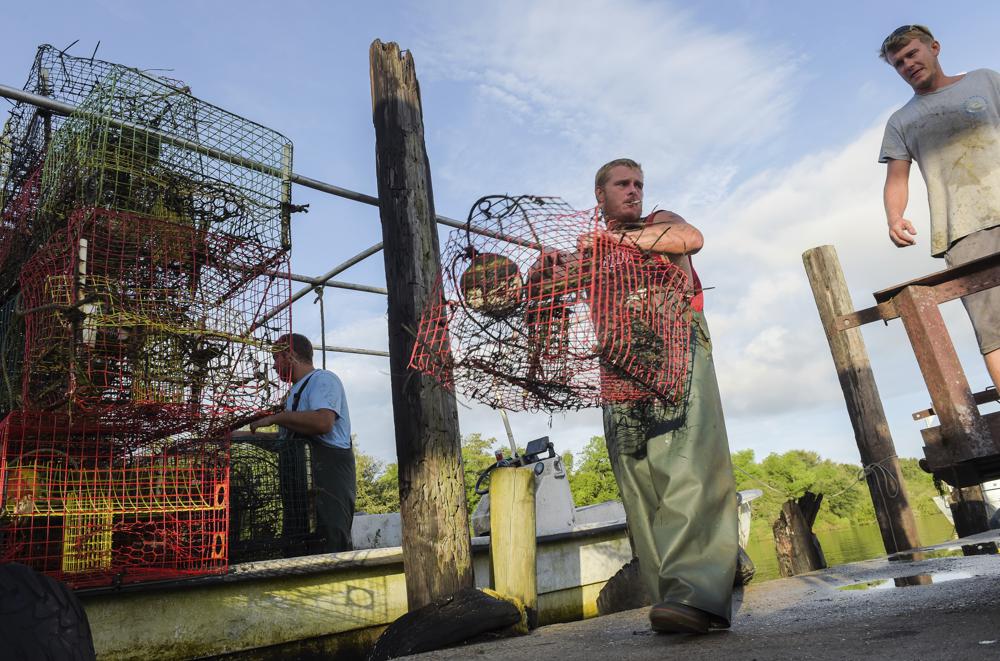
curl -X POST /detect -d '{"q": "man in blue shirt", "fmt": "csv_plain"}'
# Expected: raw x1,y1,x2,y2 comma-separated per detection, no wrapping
251,333,355,553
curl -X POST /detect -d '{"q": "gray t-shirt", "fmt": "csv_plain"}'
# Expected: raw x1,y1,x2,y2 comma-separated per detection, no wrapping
879,68,1000,256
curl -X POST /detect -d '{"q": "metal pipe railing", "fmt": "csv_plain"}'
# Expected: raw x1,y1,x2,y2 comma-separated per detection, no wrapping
315,345,389,358
0,83,534,246
257,242,386,326
0,81,543,358
272,270,387,295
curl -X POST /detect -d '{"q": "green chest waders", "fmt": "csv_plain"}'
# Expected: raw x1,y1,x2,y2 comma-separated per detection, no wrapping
603,311,738,625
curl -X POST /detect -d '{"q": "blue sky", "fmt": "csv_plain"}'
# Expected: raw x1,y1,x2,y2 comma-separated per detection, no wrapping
3,1,1000,467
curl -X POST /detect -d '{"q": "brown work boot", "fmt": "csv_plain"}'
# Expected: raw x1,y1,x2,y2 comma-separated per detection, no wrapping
648,601,712,634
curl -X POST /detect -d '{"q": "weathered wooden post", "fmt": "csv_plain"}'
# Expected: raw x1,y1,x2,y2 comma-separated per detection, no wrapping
489,467,537,628
369,39,474,609
946,487,996,553
803,245,922,554
773,491,826,577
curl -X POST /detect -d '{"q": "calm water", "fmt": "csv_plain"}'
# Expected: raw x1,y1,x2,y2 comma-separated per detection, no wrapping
744,514,958,583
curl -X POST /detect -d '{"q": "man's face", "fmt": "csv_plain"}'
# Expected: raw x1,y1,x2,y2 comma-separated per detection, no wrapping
596,165,644,228
272,350,294,383
887,38,941,92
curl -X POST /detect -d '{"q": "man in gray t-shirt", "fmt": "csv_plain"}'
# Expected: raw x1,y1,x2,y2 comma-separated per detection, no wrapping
878,24,1000,390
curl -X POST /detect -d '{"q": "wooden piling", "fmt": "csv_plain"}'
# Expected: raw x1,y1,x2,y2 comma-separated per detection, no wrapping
369,39,474,610
773,492,826,577
948,486,998,553
489,467,538,628
802,246,921,555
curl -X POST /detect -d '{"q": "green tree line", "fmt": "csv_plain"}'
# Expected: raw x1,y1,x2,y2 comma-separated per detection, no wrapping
355,434,946,531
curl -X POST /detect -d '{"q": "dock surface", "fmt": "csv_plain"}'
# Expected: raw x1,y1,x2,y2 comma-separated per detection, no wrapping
410,531,1000,660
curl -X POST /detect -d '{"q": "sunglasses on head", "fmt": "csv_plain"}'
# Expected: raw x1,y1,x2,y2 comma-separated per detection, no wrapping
881,24,934,55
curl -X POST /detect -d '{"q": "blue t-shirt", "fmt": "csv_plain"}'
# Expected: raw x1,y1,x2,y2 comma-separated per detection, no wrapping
283,369,351,449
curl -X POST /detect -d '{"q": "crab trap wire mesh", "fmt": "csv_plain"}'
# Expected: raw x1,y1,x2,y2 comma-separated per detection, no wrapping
0,295,24,418
0,45,94,295
410,195,693,412
1,43,292,293
0,295,24,417
19,207,289,428
0,411,229,588
0,166,42,297
0,44,297,583
35,67,291,254
229,438,318,563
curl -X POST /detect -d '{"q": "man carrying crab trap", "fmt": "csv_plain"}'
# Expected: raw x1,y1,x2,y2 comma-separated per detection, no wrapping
588,158,744,635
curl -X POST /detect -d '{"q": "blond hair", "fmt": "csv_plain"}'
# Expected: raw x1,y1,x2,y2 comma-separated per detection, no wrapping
594,158,642,194
879,24,934,62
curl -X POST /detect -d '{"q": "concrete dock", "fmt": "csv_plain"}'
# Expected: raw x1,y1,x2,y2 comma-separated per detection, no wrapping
410,530,1000,660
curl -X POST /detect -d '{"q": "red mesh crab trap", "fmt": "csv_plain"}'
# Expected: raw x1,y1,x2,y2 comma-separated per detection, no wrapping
0,410,229,588
0,44,297,585
410,195,693,412
19,206,289,430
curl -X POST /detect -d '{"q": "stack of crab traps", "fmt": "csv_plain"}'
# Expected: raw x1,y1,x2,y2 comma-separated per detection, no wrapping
0,45,293,587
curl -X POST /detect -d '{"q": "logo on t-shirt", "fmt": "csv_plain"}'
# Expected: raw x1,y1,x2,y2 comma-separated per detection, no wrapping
964,96,988,114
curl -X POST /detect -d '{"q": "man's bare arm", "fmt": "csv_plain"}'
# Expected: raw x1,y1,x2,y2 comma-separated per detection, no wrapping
884,158,917,247
249,408,336,435
613,210,704,255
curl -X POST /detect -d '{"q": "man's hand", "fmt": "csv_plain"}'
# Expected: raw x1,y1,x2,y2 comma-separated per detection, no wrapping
576,231,606,255
888,215,917,247
884,159,913,247
249,414,278,433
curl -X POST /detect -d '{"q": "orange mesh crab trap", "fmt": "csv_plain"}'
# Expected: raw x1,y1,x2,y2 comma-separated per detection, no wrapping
410,195,693,412
0,411,229,588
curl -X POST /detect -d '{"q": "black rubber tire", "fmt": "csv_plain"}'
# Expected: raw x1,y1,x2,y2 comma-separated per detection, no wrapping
0,562,96,661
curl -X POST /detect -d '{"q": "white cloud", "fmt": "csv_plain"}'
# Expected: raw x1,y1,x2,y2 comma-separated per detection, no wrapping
692,117,991,461
418,0,802,211
305,2,993,467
